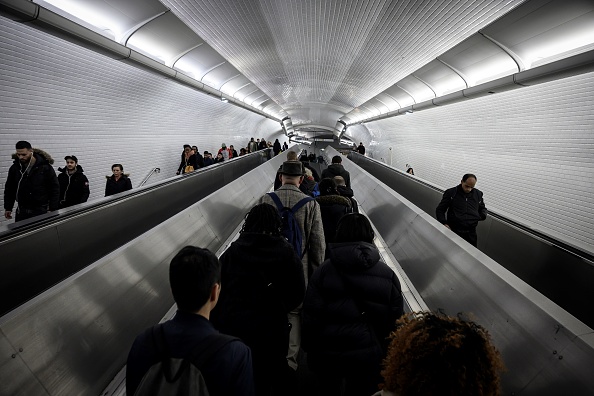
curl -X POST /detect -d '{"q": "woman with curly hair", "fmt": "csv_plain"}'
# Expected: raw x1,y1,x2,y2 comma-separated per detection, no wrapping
375,311,505,396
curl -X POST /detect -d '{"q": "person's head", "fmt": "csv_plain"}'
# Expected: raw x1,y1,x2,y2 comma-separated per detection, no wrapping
335,213,374,244
279,161,304,186
304,167,313,179
64,155,78,171
240,148,247,154
381,311,505,396
216,153,223,160
331,155,342,164
111,164,123,176
183,144,191,155
406,167,414,175
15,141,33,163
257,138,260,142
359,142,363,145
251,137,255,142
221,143,226,149
286,151,298,161
319,178,338,196
461,174,477,193
333,176,346,187
192,146,198,153
241,203,282,235
169,246,221,313
229,145,234,150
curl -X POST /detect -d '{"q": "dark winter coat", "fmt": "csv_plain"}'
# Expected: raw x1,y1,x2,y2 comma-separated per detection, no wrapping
357,144,366,155
104,174,132,197
177,153,199,174
58,165,90,208
315,194,352,243
322,164,351,188
436,185,487,231
258,140,268,150
203,156,214,166
337,185,359,213
273,140,282,155
4,149,60,212
302,242,403,374
210,233,305,372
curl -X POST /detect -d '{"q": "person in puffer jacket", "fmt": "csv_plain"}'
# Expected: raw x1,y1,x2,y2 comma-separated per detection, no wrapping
4,140,59,222
315,178,351,244
302,213,404,396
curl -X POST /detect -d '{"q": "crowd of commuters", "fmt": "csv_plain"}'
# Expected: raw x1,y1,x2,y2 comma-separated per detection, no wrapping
2,138,291,224
4,141,501,394
125,154,502,395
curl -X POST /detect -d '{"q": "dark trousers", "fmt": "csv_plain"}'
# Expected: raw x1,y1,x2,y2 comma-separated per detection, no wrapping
452,227,478,247
15,206,48,222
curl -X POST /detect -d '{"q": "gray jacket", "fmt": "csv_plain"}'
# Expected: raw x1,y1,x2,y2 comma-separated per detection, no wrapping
260,184,325,283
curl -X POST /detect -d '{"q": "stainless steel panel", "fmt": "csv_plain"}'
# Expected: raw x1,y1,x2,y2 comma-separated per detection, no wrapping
348,151,594,329
0,148,288,395
332,147,594,394
0,153,267,316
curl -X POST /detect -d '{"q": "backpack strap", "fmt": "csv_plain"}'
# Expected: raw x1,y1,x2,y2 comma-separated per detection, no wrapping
291,196,314,212
151,325,238,382
266,192,284,211
188,332,239,368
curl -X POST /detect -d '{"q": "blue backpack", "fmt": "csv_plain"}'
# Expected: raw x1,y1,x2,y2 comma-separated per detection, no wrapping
267,192,314,258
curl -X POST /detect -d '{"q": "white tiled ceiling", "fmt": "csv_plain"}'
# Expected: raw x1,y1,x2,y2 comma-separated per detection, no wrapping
162,0,526,129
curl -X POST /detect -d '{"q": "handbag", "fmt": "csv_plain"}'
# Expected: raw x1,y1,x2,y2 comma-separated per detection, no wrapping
184,165,194,173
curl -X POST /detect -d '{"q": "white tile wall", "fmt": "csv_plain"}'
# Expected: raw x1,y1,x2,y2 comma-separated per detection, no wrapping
350,72,594,254
0,17,281,227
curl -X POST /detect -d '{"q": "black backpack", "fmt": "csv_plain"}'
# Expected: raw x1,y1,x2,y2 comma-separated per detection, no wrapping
267,192,314,258
134,325,238,396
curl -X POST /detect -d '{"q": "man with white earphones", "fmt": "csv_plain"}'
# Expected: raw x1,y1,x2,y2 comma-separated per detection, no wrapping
4,140,60,222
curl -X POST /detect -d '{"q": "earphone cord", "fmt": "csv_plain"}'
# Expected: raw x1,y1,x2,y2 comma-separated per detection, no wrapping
15,155,33,213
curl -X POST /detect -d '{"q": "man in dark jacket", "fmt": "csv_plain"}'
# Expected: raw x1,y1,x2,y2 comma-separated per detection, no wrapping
357,142,366,155
126,246,255,396
436,173,487,247
4,141,60,222
334,176,358,213
321,155,351,188
58,155,90,208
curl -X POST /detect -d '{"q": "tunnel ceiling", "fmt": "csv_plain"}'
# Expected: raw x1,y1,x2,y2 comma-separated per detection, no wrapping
32,0,594,136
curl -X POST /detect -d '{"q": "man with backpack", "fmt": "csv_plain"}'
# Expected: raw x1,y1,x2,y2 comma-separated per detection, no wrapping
260,160,325,373
126,246,255,396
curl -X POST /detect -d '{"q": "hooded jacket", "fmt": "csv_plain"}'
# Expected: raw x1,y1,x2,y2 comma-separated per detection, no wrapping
321,163,351,188
315,194,352,243
4,149,60,212
337,185,359,213
105,174,132,197
302,242,403,373
58,164,90,208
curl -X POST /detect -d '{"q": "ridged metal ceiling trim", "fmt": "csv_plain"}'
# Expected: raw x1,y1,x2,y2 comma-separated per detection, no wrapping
345,49,594,125
170,43,203,68
480,31,525,72
436,58,469,89
122,10,169,46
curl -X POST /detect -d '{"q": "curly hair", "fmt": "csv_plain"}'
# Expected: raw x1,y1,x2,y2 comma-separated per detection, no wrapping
380,311,505,396
240,203,282,236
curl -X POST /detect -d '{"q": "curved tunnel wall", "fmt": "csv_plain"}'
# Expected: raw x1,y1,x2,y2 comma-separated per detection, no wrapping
0,16,281,227
348,71,594,254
